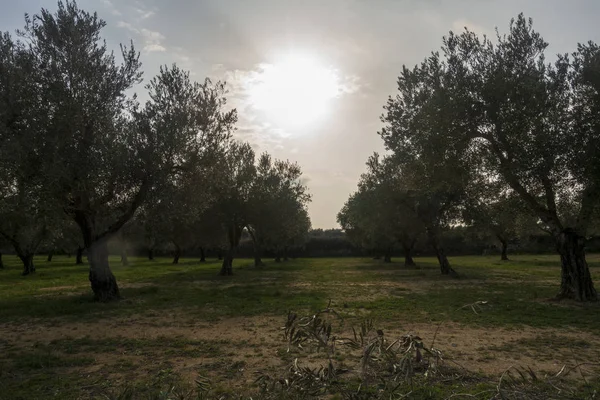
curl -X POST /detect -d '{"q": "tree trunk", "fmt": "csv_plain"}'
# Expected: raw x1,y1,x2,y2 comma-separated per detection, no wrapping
428,230,458,277
76,246,84,265
47,251,53,262
199,247,206,263
172,244,181,264
383,248,392,263
11,240,35,275
217,250,223,261
555,229,597,301
500,239,509,261
247,229,264,267
275,255,282,263
88,239,120,302
283,247,289,262
434,246,453,275
121,249,129,266
20,253,35,275
219,252,234,275
148,248,154,261
0,251,3,269
219,225,241,276
403,242,417,267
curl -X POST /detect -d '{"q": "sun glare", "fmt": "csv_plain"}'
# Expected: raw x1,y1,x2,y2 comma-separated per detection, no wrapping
247,54,341,129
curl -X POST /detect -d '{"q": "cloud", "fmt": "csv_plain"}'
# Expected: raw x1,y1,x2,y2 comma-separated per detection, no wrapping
116,21,138,33
140,28,166,52
135,8,155,20
452,19,491,37
116,22,166,53
144,43,166,52
102,0,122,16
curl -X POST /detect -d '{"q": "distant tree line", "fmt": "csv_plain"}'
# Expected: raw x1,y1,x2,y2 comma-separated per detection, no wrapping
27,227,600,260
339,14,600,301
0,1,311,301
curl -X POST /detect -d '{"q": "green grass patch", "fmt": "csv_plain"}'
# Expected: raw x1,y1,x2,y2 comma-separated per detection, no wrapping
0,254,599,398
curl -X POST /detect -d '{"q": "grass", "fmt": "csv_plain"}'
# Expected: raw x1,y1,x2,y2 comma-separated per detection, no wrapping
0,254,599,399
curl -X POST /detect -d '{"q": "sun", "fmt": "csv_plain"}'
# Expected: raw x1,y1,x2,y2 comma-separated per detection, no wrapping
247,54,341,129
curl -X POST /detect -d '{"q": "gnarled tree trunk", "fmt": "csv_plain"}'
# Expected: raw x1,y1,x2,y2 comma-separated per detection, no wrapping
498,236,509,261
402,240,417,267
19,253,35,275
12,241,35,275
428,230,457,277
76,246,84,265
220,251,234,275
199,247,206,262
172,243,181,264
247,228,264,267
383,247,392,263
219,224,242,276
88,239,120,301
555,229,597,301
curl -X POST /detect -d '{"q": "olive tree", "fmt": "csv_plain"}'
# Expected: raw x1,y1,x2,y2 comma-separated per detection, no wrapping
0,31,52,275
215,141,256,275
16,2,235,300
379,53,473,275
338,154,423,266
441,15,599,300
246,153,311,266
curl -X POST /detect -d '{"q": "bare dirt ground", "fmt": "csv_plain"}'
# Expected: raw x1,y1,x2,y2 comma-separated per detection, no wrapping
1,313,599,390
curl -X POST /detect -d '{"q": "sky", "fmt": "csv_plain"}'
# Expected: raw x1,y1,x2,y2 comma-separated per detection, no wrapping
2,0,600,228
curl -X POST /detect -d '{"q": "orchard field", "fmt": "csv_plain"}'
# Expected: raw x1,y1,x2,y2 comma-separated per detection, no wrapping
0,255,599,399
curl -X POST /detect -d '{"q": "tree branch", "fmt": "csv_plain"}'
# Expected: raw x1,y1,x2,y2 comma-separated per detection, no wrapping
97,179,149,242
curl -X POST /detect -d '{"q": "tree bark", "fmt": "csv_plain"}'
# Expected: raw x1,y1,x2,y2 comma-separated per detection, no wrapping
199,247,206,263
247,228,264,267
555,229,597,301
76,246,84,265
499,238,509,261
172,243,181,264
434,246,453,275
19,253,35,275
47,251,53,262
403,241,417,267
88,239,120,301
428,230,458,277
383,247,392,263
121,248,129,266
148,248,154,261
220,251,234,275
219,224,241,276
